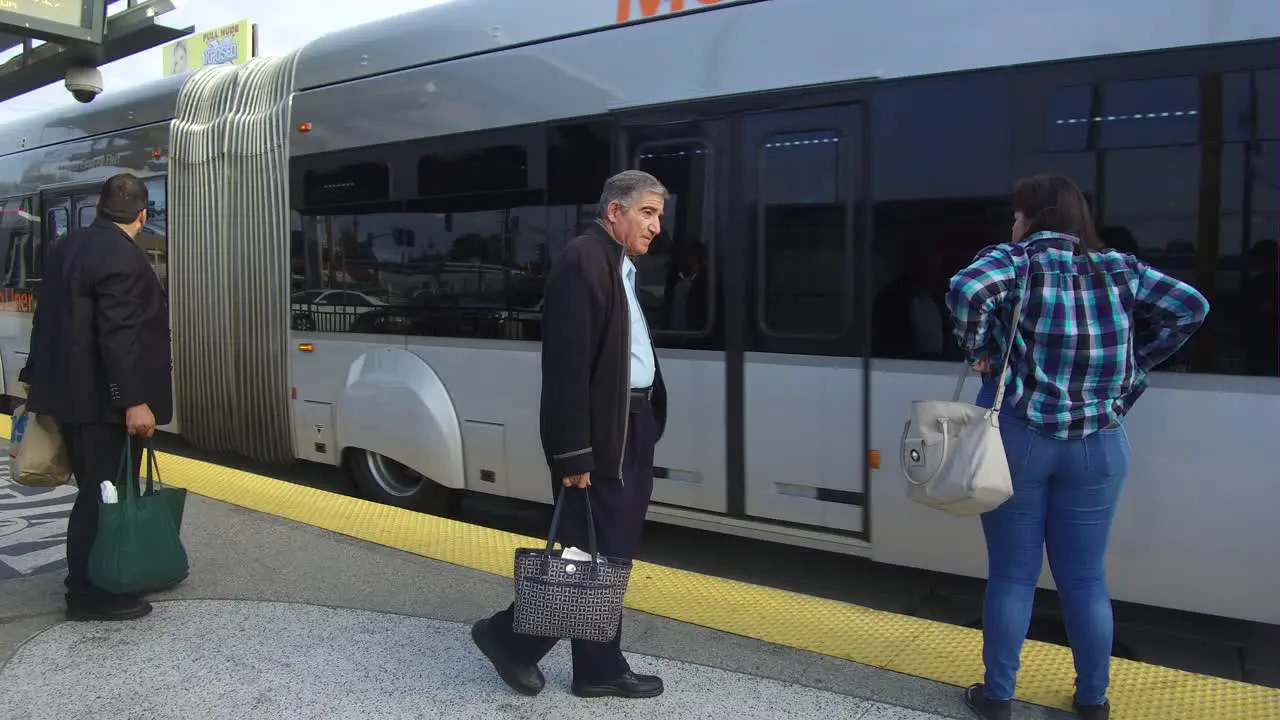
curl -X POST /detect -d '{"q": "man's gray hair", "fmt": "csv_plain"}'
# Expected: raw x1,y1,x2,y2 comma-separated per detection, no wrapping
598,169,667,214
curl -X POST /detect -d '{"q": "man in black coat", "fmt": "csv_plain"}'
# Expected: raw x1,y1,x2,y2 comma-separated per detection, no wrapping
21,173,173,621
472,170,669,700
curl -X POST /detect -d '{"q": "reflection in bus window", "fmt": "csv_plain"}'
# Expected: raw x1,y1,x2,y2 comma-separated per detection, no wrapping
295,195,547,340
1049,84,1093,152
0,197,39,289
141,177,169,292
77,203,96,229
1242,141,1277,376
636,140,713,334
1255,70,1278,141
759,131,848,337
869,72,1010,361
1098,76,1200,149
547,122,610,262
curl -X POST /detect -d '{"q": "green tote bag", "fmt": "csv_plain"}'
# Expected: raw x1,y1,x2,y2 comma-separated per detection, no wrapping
87,438,189,595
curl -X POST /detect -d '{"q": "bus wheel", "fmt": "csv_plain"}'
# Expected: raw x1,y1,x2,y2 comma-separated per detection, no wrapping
345,448,458,516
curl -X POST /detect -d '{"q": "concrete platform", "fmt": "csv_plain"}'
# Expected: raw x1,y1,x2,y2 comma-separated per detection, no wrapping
1,599,947,720
0,492,1068,719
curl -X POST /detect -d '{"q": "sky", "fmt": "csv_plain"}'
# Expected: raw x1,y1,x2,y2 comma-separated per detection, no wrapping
0,0,447,123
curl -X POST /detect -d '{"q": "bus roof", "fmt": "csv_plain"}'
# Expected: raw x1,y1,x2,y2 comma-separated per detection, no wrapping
292,0,753,91
292,0,1278,92
0,0,1275,156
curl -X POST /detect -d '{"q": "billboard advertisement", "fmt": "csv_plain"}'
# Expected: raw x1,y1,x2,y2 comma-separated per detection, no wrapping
161,18,257,77
0,0,107,45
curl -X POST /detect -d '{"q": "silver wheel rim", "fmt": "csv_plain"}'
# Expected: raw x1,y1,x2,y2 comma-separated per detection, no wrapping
365,452,425,498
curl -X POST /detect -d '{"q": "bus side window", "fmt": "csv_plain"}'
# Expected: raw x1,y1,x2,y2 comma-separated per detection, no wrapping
635,140,715,337
142,176,169,291
36,206,68,285
0,196,39,288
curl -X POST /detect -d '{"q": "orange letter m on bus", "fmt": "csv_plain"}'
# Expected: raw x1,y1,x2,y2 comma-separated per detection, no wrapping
617,0,722,23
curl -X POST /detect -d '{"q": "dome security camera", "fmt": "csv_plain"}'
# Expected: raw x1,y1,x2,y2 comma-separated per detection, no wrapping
65,66,104,103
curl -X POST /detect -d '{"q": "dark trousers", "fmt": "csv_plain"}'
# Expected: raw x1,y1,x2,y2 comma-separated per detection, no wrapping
60,422,143,602
488,404,658,683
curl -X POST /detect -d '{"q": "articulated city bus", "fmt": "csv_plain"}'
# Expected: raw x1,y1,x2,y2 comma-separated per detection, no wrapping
0,0,1276,624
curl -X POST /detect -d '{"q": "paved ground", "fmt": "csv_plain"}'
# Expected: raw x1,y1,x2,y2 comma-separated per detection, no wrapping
0,458,74,580
0,488,1072,719
149,432,1280,690
2,600,944,719
9,426,1274,692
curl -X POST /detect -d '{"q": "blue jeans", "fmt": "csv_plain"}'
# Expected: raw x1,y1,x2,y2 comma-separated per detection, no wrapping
975,378,1130,706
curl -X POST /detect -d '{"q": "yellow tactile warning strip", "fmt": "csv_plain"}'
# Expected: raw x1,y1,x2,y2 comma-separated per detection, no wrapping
3,416,1276,720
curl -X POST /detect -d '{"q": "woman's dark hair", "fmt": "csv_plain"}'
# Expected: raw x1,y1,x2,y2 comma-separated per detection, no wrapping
1012,173,1105,276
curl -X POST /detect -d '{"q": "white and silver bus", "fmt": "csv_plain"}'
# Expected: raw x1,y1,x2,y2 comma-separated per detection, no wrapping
0,0,1276,625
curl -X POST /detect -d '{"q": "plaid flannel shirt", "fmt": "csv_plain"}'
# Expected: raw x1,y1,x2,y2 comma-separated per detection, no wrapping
946,231,1210,439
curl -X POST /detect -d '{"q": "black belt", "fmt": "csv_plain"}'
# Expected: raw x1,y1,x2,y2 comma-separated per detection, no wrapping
629,387,651,414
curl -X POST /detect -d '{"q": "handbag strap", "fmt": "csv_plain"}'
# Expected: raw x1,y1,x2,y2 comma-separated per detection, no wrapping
951,256,1029,411
114,436,138,502
543,486,601,562
143,441,162,495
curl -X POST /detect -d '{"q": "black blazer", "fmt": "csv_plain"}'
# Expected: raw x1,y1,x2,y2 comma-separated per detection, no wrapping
540,222,668,481
21,218,173,425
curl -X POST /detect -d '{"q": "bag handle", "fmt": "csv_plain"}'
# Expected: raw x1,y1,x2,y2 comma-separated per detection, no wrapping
114,436,139,502
143,441,163,495
113,438,166,501
543,486,601,564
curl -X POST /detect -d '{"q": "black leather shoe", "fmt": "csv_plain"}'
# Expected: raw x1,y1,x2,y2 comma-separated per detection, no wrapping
572,671,664,699
65,595,152,622
470,619,545,696
964,684,1011,720
1072,697,1110,719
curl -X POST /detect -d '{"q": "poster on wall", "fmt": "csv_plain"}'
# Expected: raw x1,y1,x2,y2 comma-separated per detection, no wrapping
161,18,257,77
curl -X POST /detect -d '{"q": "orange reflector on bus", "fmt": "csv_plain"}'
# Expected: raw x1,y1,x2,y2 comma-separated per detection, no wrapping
867,449,881,470
297,343,314,352
291,386,297,399
297,122,312,133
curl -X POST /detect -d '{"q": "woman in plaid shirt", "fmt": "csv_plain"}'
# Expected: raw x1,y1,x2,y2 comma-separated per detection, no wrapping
947,175,1209,720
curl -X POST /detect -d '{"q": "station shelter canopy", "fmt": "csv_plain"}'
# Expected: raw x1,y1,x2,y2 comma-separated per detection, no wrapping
0,0,192,104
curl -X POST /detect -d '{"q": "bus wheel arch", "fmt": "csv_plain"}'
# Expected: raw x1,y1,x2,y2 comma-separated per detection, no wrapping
343,446,458,515
334,347,465,514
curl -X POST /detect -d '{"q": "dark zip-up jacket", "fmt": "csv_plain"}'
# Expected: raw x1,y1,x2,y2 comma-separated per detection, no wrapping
540,222,668,481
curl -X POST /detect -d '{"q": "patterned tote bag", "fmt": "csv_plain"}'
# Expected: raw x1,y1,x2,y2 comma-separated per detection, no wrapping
512,488,633,642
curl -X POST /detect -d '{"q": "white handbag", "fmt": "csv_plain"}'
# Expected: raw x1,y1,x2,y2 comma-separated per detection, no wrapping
899,290,1025,516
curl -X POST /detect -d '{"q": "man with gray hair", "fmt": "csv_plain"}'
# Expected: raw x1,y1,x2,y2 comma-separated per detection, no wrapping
472,169,670,700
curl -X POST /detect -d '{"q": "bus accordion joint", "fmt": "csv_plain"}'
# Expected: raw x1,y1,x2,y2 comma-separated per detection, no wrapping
867,449,880,470
297,343,314,353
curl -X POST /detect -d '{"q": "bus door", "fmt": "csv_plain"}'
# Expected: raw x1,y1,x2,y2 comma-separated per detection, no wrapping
72,193,99,229
623,117,731,514
736,104,869,536
35,190,97,279
39,196,71,278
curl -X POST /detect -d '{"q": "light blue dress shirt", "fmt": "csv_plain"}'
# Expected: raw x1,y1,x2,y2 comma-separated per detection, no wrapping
621,256,656,389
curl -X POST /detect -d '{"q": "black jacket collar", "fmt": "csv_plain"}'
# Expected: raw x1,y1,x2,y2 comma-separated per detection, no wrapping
585,220,624,259
90,217,136,244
